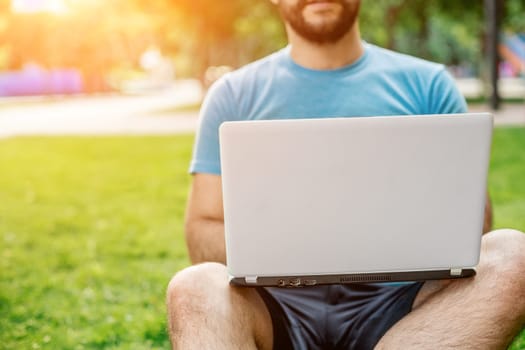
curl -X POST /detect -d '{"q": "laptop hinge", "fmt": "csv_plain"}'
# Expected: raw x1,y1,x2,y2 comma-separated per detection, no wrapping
450,268,462,277
245,276,258,284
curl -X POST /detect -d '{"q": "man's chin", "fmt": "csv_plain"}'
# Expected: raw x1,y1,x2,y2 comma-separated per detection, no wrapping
303,17,340,31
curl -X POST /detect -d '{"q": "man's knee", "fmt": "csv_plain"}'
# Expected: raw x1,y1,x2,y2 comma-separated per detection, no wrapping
481,229,525,293
483,229,525,265
166,262,228,313
166,262,273,349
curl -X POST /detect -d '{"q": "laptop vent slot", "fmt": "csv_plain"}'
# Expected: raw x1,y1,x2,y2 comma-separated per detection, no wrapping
340,274,392,282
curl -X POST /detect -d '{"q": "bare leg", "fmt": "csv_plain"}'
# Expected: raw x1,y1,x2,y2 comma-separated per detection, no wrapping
166,262,273,350
376,229,525,349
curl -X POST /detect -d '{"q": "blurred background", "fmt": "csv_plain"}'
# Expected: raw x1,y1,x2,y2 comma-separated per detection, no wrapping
0,0,523,98
0,0,524,349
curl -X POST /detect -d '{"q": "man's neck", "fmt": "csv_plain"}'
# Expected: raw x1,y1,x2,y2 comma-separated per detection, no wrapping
287,24,364,70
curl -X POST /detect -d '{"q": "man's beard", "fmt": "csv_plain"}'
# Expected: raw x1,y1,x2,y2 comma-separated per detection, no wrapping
278,0,360,45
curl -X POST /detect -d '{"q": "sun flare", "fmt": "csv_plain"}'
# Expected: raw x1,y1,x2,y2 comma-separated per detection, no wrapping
11,0,68,14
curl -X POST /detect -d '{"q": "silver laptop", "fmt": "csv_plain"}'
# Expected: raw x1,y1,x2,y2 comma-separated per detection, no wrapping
219,113,493,287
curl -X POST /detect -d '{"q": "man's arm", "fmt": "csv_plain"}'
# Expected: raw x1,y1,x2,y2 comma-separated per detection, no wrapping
184,173,226,264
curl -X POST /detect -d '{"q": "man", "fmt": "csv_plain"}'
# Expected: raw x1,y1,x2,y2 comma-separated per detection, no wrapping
167,0,525,348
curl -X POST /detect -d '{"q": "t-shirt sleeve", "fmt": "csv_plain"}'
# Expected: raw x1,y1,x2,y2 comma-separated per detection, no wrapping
427,67,468,114
189,77,237,175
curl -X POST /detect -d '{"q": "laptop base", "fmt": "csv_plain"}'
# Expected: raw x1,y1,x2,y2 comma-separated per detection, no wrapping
230,268,476,287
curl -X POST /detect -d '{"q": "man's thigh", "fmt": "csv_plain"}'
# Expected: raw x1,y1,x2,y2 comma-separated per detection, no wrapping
376,229,525,350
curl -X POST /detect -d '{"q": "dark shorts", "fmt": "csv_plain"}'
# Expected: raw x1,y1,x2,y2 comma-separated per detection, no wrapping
257,282,424,350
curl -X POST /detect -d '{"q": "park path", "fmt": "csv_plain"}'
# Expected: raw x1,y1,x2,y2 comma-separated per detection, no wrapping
0,80,202,138
0,79,523,139
468,104,525,125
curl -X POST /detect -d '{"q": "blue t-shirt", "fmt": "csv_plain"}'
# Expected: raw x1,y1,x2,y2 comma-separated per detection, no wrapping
190,43,467,175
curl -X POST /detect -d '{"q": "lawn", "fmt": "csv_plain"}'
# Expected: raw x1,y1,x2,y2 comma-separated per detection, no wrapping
0,129,524,349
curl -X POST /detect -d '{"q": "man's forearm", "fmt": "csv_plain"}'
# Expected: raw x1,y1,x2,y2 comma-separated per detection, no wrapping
185,218,226,264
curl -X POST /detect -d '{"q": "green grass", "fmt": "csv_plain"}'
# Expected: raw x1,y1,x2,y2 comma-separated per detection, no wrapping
0,129,524,349
489,128,525,231
466,97,525,104
0,136,193,349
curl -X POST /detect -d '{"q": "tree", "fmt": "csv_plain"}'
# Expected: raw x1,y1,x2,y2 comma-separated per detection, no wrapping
155,0,285,79
360,0,484,73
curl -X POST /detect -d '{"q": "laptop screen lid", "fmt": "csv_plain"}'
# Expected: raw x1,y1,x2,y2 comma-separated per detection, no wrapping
219,113,493,287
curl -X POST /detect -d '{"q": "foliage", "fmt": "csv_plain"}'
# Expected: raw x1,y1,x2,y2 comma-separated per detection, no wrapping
156,0,285,78
504,0,525,32
0,130,524,348
360,0,484,73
